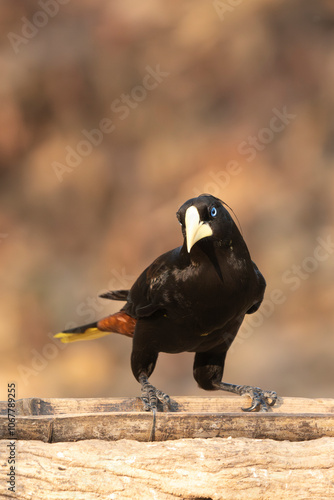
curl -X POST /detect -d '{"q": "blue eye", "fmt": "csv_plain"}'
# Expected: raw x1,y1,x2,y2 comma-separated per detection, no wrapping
210,206,217,217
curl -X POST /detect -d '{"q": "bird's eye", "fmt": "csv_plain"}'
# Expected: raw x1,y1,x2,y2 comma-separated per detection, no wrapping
210,206,217,218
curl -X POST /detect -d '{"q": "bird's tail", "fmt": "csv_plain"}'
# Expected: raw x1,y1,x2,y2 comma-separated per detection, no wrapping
54,311,136,344
99,289,129,301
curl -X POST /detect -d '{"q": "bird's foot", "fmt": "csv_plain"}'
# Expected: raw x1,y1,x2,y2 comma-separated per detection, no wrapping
138,374,171,441
239,385,277,412
219,382,277,412
138,374,171,412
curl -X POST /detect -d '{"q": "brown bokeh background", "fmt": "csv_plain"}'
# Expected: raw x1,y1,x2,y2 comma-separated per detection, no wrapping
1,0,333,402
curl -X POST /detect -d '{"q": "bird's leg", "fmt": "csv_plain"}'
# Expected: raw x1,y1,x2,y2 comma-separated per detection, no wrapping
138,374,171,441
193,352,277,412
218,382,277,412
138,374,171,411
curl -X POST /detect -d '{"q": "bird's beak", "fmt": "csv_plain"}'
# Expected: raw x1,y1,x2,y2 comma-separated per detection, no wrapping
185,206,213,253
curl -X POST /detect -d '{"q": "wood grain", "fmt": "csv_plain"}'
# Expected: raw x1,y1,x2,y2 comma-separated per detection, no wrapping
1,395,334,416
1,436,333,499
0,396,333,442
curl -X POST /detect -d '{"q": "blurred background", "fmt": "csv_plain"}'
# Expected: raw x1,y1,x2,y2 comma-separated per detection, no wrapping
0,0,333,402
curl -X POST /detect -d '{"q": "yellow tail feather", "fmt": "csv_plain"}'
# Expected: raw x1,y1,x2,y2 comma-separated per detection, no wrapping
54,328,112,343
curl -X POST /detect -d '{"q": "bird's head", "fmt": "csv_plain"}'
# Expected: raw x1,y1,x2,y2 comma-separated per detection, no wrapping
176,194,236,253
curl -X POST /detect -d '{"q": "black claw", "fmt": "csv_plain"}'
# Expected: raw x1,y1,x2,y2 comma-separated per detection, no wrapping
264,391,278,406
240,386,277,413
242,400,260,412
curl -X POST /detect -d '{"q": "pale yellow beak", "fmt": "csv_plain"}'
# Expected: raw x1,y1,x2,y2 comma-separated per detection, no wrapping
185,206,213,253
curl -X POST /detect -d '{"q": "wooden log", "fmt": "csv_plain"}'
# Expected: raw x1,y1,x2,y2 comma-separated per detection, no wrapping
1,395,334,416
1,397,334,498
1,436,334,499
0,396,334,442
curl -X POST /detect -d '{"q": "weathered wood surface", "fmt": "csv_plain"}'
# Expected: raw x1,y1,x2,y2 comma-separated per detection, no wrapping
0,396,334,442
1,436,334,499
1,395,334,415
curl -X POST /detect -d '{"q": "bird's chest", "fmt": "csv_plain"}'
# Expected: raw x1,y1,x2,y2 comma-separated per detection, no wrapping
168,259,250,333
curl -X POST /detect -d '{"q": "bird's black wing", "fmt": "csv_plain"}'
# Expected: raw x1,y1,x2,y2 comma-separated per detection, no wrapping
122,247,184,319
246,261,266,314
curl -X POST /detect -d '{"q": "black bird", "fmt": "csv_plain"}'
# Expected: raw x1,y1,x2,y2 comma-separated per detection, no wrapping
55,194,276,415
